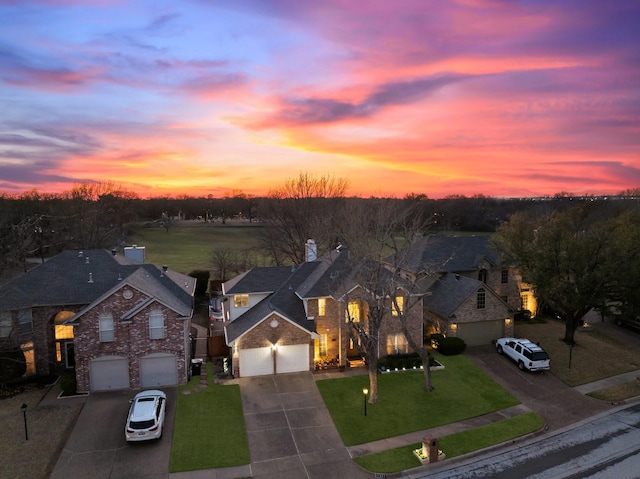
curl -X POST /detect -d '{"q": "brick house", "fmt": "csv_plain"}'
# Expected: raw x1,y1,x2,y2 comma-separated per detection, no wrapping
222,246,424,377
0,249,196,391
394,235,519,345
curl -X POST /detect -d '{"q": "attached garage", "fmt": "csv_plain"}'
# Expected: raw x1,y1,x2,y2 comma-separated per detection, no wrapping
90,356,129,391
456,319,504,346
276,344,310,373
140,353,178,387
239,347,274,377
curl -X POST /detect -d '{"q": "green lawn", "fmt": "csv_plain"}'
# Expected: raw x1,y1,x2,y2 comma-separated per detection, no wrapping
129,222,269,274
354,412,543,473
317,352,519,446
169,364,250,472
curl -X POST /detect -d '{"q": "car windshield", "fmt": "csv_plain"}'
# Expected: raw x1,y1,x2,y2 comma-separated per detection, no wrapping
531,352,549,361
129,419,155,430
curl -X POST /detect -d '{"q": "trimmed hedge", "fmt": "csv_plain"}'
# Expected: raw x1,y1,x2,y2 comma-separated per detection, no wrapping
437,337,467,355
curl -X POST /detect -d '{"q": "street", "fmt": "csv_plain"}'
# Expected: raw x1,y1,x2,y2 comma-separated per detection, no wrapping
408,402,640,479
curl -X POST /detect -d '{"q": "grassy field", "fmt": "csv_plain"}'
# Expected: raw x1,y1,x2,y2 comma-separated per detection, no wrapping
128,220,269,274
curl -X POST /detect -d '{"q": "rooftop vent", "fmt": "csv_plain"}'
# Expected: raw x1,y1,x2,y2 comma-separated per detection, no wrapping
88,272,94,283
78,251,83,258
85,256,90,264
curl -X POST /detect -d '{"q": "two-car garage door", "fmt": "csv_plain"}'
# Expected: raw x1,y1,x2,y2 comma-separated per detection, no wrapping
89,353,178,391
238,344,310,377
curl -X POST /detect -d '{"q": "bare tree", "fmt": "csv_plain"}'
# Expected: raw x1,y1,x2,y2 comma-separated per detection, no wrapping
337,198,432,402
260,172,349,265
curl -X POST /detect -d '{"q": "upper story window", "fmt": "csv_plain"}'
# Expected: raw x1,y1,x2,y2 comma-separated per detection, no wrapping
18,309,33,335
478,269,487,283
234,294,249,308
345,300,361,323
477,288,486,310
99,313,115,342
149,310,165,340
501,269,509,284
0,311,12,338
392,296,404,316
318,298,326,316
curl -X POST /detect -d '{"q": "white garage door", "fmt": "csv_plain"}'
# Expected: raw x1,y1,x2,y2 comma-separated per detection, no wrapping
277,344,310,373
457,320,504,346
140,353,178,387
239,347,274,377
90,356,129,391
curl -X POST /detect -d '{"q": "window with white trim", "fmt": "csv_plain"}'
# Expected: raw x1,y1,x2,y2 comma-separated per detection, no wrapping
149,310,165,339
99,313,115,342
18,309,33,334
233,294,249,308
386,333,409,355
477,288,486,310
345,300,361,322
0,311,12,338
318,298,326,316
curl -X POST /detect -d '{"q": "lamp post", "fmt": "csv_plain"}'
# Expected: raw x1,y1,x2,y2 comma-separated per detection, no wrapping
21,403,28,441
362,388,368,416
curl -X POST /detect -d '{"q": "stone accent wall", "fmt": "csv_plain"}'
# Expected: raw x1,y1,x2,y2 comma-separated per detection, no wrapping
74,287,189,391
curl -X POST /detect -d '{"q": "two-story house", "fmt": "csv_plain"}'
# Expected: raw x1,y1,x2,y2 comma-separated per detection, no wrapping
222,245,424,377
394,235,521,345
0,249,196,391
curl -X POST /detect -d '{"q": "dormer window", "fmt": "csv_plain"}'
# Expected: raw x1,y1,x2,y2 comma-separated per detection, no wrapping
234,294,249,308
478,269,487,283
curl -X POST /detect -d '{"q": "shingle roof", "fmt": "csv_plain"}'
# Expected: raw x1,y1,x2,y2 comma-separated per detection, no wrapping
397,235,501,274
0,249,195,317
225,261,321,344
423,272,483,318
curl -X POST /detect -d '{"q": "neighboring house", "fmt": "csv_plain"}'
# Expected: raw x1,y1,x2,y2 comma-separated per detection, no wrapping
395,235,520,346
0,249,196,391
222,246,424,378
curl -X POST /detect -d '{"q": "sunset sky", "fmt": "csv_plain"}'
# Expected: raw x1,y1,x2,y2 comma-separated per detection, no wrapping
1,0,639,199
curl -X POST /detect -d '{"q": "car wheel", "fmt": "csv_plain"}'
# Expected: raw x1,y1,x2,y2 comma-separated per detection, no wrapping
497,345,504,354
518,360,525,371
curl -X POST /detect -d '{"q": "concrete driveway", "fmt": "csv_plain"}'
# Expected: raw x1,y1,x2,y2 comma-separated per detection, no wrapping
51,387,176,479
239,372,371,479
465,345,611,430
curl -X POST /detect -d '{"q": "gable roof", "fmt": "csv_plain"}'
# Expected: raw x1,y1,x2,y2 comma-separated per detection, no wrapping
396,234,501,275
423,272,484,318
0,249,196,316
225,261,321,344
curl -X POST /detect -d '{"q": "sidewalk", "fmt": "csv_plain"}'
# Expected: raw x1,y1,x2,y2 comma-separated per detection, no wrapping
573,369,640,394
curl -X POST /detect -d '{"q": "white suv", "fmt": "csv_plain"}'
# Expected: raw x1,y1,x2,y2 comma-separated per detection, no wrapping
496,338,550,372
125,390,167,442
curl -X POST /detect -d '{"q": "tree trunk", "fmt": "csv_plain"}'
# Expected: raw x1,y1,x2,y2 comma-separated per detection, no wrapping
367,355,380,403
416,347,434,392
563,314,582,344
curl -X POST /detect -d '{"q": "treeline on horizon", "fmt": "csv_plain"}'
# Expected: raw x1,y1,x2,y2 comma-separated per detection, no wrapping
1,180,639,275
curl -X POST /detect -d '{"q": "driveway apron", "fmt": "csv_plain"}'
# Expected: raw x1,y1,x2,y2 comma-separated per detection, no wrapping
240,372,371,479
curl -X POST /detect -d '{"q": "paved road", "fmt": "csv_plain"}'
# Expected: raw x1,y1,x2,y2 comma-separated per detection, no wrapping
407,402,640,479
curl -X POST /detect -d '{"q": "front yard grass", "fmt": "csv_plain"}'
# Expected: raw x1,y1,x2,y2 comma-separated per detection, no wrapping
169,363,249,472
516,320,640,387
317,351,519,446
354,412,543,473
